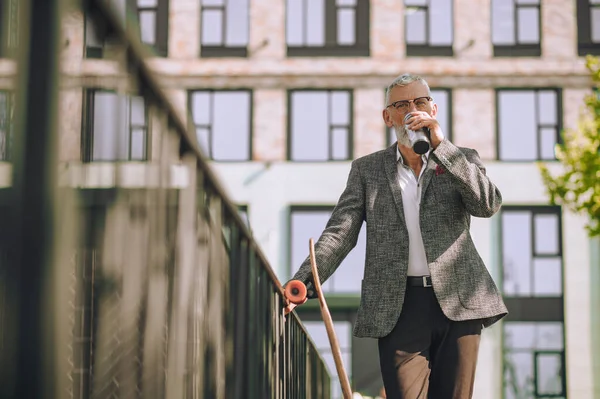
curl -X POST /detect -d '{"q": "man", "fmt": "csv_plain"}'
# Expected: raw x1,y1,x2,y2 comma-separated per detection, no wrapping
285,73,508,399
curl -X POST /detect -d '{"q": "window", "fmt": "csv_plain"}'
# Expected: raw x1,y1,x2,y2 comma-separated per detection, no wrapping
304,321,353,399
286,0,369,57
85,0,169,58
0,0,19,57
387,89,452,146
500,206,566,398
289,90,352,161
82,91,149,162
189,90,252,161
0,91,14,161
577,0,600,55
497,89,561,161
200,0,249,57
491,0,541,57
404,0,453,56
289,206,365,293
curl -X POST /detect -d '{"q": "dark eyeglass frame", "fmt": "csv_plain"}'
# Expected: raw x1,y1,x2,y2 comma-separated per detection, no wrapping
386,96,433,110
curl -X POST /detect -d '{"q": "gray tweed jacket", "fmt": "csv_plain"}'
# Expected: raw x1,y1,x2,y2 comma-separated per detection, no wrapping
289,140,508,339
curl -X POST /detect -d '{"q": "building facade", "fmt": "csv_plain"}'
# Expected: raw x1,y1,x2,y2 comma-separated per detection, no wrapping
1,0,598,397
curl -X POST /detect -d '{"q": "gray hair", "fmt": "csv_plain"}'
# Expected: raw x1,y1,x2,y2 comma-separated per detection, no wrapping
385,73,432,106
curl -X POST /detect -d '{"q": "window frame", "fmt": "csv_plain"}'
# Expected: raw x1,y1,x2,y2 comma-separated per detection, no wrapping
577,0,600,55
495,88,563,162
0,90,14,161
287,89,354,162
285,0,370,57
187,89,253,162
404,0,454,57
84,0,169,58
199,0,249,57
81,89,150,162
491,0,542,57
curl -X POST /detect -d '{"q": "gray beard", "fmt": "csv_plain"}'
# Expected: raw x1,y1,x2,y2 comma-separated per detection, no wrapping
394,124,411,147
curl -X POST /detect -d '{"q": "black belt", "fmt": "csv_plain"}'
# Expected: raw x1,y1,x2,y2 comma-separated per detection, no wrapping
407,276,432,287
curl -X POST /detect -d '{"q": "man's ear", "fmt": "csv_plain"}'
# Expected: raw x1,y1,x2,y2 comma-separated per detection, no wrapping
383,108,393,128
431,102,439,118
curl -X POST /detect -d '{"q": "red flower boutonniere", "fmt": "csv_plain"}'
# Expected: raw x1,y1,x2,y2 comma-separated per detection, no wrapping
435,165,445,176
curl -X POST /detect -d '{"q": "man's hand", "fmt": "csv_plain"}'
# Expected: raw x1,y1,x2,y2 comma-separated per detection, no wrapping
284,295,307,315
406,111,445,149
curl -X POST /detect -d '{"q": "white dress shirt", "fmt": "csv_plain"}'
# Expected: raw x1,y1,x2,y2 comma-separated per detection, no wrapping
396,147,430,277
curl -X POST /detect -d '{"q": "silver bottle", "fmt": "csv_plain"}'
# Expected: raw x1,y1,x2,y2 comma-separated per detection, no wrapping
404,113,430,155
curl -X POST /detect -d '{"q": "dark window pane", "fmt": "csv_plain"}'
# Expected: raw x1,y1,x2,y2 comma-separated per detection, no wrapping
287,0,304,45
306,0,326,46
502,211,532,296
498,91,537,160
291,92,329,160
139,10,156,44
517,7,539,44
337,8,355,45
202,9,224,45
429,0,452,45
536,353,563,395
406,9,427,44
227,0,249,46
212,91,250,160
492,0,515,45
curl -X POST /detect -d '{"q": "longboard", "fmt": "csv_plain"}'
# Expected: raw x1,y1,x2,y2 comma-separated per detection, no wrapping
285,238,353,399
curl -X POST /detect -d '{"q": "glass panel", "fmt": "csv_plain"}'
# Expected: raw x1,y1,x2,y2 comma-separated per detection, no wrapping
226,0,249,46
202,9,224,45
539,128,557,160
303,322,331,348
333,224,365,292
504,352,534,399
406,9,427,44
130,97,145,125
534,213,559,255
306,0,325,46
196,127,210,156
516,0,539,3
331,128,349,160
536,353,563,395
287,0,304,46
203,0,224,5
405,0,427,6
505,323,536,350
498,91,537,161
138,0,158,6
130,128,146,160
492,0,515,45
139,11,156,44
92,92,129,161
536,323,563,350
290,92,329,161
502,211,532,295
537,91,557,125
337,0,356,4
333,322,352,348
290,210,333,291
533,258,562,296
212,91,250,161
517,7,539,44
330,91,350,125
431,89,449,138
429,0,453,45
592,8,600,42
337,9,355,45
191,92,211,125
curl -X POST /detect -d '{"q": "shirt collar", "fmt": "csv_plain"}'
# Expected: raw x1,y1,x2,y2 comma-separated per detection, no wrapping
396,145,430,165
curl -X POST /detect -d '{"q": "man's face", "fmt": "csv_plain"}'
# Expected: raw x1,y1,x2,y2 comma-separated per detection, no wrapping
383,82,438,146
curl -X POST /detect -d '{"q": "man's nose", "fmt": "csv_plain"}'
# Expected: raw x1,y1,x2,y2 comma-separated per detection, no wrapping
408,100,418,112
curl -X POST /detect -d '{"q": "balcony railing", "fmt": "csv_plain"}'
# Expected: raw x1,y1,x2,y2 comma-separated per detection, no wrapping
0,0,331,398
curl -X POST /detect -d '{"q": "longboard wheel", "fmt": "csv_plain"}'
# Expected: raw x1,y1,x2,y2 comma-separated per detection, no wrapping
285,280,307,304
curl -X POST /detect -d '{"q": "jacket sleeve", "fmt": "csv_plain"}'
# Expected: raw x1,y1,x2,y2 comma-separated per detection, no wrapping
431,140,502,218
286,160,366,298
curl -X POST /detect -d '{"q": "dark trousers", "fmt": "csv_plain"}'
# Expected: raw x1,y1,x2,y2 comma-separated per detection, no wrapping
378,285,482,399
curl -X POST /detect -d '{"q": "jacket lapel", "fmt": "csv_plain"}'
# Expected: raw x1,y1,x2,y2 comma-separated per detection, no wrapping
383,144,406,224
419,156,437,202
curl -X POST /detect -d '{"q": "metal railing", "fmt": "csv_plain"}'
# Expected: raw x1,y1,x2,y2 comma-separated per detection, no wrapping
0,0,331,398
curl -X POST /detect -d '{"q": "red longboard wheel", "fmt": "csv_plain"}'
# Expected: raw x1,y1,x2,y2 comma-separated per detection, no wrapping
285,280,307,304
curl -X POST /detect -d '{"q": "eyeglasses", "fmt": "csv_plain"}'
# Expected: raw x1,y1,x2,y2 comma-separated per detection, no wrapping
386,96,433,111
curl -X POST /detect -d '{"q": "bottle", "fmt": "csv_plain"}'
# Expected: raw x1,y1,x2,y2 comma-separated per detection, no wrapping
404,113,430,155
